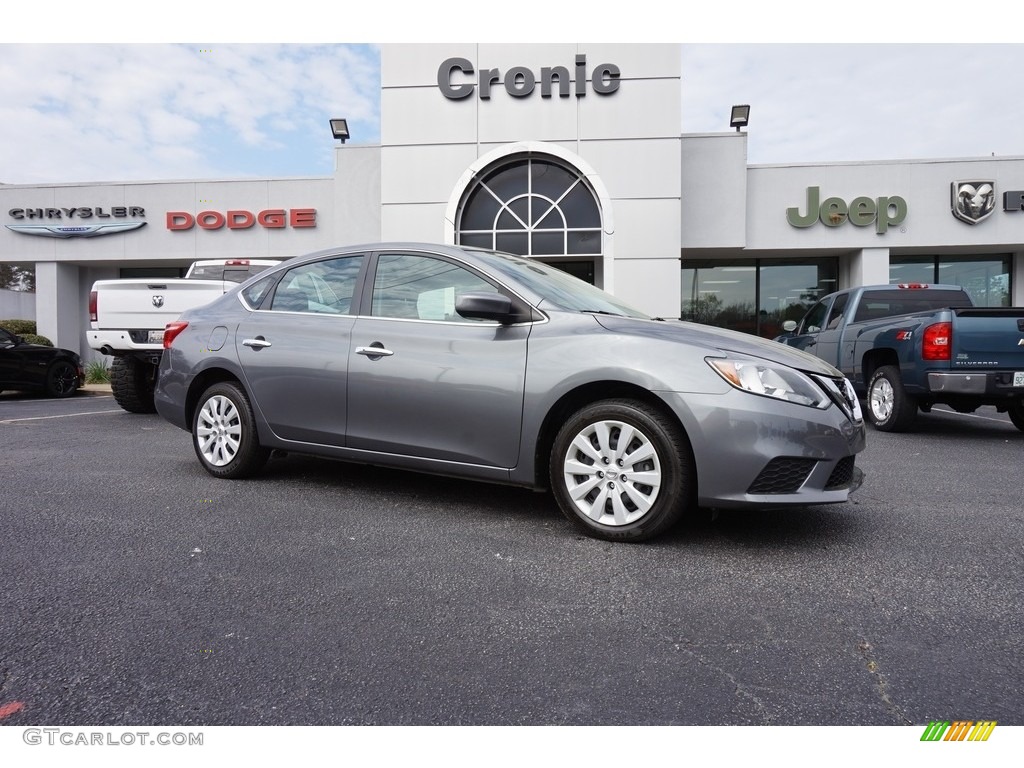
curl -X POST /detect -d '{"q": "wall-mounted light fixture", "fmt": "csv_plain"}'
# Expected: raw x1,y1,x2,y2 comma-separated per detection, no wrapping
729,105,750,132
329,118,350,143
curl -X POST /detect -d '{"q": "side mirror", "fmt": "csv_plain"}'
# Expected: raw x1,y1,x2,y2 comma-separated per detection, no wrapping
455,292,518,323
782,320,797,333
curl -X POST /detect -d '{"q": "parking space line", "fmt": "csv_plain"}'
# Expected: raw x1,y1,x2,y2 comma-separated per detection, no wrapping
0,408,123,424
930,407,1012,424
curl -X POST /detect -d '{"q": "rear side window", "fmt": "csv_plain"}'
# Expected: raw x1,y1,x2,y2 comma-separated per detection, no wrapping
240,276,275,309
853,290,972,323
825,292,850,330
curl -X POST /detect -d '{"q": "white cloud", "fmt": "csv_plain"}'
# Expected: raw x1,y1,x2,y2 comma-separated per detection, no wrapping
0,44,380,184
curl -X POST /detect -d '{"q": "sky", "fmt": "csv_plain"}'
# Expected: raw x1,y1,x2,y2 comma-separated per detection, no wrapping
3,3,1024,185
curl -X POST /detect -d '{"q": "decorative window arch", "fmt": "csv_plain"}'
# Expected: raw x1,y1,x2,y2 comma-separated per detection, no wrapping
455,155,602,258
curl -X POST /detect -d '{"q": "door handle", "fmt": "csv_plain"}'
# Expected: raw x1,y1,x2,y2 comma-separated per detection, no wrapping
242,337,272,349
356,344,394,359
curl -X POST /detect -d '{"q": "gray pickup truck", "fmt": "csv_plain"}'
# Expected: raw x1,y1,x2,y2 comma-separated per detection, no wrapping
776,283,1024,432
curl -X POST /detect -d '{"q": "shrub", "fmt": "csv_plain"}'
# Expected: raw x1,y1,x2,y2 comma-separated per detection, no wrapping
1,319,37,335
86,359,111,384
20,333,53,347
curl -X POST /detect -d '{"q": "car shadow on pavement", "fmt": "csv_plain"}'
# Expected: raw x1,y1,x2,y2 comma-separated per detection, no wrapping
867,406,1020,439
251,451,873,550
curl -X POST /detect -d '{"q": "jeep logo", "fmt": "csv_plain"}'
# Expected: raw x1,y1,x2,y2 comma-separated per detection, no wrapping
786,186,907,234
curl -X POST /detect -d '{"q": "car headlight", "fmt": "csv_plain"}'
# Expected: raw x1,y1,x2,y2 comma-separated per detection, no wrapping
707,357,830,409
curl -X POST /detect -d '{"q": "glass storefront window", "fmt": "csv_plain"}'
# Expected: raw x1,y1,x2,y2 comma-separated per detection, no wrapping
680,261,756,334
890,255,1011,307
759,260,838,339
887,258,933,287
681,257,838,338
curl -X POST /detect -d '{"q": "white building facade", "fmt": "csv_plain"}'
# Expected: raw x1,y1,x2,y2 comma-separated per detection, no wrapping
2,43,1022,356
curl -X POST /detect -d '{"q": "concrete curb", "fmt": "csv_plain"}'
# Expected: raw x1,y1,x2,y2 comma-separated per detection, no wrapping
79,383,114,396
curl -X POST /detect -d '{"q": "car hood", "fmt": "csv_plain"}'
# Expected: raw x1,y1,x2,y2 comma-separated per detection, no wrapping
592,315,844,377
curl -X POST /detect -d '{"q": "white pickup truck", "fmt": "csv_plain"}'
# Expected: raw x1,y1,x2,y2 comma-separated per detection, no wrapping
88,258,280,412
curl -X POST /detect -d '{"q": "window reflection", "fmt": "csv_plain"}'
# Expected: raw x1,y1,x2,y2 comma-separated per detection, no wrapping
890,255,1010,307
681,258,838,338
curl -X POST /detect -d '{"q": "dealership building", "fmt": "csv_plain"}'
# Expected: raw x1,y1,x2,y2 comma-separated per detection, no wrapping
3,43,1023,358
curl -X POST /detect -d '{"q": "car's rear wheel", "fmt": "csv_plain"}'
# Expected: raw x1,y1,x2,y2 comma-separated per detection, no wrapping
550,399,693,542
192,382,269,479
110,356,157,413
45,360,79,398
866,365,917,432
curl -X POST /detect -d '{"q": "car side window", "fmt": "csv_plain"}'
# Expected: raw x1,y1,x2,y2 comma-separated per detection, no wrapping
825,293,849,330
371,253,498,322
799,299,830,334
269,256,363,315
241,276,275,309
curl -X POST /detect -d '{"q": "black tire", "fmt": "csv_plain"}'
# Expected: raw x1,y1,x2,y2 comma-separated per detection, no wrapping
110,356,157,413
549,399,694,542
1008,399,1024,433
866,365,917,432
45,360,79,398
191,381,269,479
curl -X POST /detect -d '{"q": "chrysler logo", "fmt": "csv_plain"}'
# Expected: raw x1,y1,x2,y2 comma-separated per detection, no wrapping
4,222,146,238
152,295,164,308
951,181,996,224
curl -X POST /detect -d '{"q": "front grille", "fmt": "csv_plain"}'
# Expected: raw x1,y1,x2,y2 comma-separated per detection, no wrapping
812,373,859,420
825,456,856,490
747,458,816,494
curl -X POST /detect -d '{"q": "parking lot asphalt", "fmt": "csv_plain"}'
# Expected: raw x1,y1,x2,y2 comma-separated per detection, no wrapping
0,390,1021,728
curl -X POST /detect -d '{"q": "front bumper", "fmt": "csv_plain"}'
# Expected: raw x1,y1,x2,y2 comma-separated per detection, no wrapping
664,388,866,509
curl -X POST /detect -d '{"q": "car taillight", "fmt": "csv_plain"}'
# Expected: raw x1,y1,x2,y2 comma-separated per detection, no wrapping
922,321,951,360
89,291,97,322
163,321,189,349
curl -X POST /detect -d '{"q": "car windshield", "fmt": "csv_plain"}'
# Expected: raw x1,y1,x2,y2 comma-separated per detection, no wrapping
472,250,649,319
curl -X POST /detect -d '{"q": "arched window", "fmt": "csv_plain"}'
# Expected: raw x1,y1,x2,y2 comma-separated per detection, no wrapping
456,156,602,261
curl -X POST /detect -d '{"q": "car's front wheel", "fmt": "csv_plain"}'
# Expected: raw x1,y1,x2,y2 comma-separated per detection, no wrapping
550,399,694,542
866,365,917,432
45,360,79,398
1007,399,1024,433
192,382,270,479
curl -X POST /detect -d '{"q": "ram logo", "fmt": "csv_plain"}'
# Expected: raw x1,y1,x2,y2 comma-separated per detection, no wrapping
152,295,164,308
951,181,996,224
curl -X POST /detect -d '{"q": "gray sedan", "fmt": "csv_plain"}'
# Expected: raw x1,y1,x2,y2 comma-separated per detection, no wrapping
155,243,865,542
